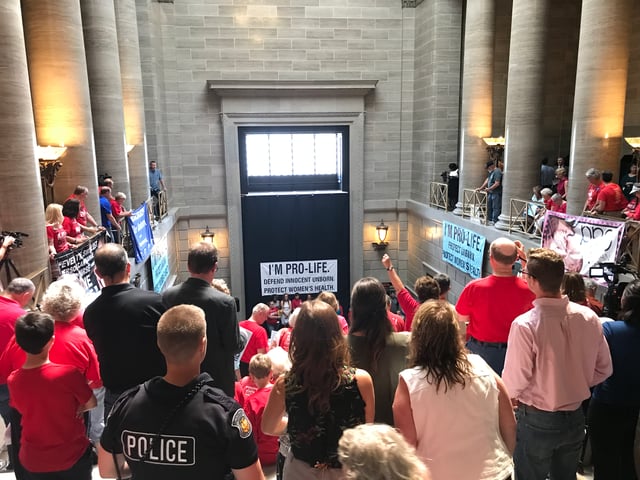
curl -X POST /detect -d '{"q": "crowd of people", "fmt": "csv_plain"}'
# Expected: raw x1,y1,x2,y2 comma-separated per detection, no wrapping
0,233,635,480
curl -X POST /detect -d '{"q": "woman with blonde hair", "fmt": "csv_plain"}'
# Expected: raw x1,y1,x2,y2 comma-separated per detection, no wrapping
45,203,73,256
262,300,374,479
338,423,430,480
393,301,515,480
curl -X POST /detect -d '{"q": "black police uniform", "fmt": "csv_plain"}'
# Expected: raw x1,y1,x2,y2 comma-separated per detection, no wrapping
101,373,258,479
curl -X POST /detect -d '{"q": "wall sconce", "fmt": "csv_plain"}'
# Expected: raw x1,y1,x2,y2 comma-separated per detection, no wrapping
37,145,67,205
625,137,640,165
372,219,389,250
200,226,215,244
482,136,505,167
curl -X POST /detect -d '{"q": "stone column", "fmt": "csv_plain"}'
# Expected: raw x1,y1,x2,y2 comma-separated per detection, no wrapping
454,0,495,215
0,0,48,278
22,0,100,220
566,0,632,215
81,0,132,206
115,0,150,208
495,0,549,229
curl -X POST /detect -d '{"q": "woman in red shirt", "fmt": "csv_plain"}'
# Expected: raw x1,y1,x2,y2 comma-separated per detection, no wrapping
45,203,72,256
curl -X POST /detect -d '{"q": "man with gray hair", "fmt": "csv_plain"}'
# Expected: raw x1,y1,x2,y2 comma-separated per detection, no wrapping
584,167,604,213
455,238,535,374
0,278,34,423
238,303,270,377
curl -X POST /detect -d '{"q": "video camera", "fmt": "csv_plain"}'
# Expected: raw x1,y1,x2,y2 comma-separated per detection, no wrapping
0,231,28,249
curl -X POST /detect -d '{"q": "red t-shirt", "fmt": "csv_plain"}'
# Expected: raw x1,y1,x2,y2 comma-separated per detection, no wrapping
0,322,102,389
267,306,279,326
234,375,258,409
277,327,292,352
387,311,406,332
586,183,603,211
62,216,83,239
456,275,535,343
337,314,349,334
8,363,92,472
110,199,122,218
245,385,278,466
66,195,88,226
46,224,70,253
597,183,627,212
238,320,268,364
397,288,420,331
556,178,567,198
0,297,25,354
291,298,303,310
550,202,567,213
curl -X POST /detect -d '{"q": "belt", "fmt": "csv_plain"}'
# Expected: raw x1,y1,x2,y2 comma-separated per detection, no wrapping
518,402,582,415
468,336,508,349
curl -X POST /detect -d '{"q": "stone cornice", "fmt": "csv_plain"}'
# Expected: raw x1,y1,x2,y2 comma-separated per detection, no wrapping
207,80,378,98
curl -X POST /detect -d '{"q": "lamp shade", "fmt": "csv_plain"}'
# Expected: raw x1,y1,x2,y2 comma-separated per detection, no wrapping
200,226,215,243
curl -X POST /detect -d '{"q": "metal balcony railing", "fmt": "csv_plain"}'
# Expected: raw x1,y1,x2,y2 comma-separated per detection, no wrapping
429,182,448,210
461,189,488,225
507,198,544,240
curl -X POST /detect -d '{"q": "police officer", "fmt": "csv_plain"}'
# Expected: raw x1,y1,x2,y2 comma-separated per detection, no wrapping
98,305,265,480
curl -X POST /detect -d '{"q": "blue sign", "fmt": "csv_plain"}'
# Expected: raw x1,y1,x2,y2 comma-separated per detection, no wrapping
127,204,154,263
150,236,170,293
442,222,486,278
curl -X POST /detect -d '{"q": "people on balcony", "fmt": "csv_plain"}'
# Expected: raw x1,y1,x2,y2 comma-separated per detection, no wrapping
555,168,568,200
540,158,555,190
477,161,502,226
623,183,640,220
584,168,605,213
549,194,566,214
591,171,627,215
620,164,638,201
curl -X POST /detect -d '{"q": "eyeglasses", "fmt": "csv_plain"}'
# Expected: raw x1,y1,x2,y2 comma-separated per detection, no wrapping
521,270,536,279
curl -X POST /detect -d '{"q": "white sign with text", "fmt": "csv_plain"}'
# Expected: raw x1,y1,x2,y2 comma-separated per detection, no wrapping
260,259,338,295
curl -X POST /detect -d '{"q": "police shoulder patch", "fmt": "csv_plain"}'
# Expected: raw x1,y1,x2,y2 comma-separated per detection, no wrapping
231,408,252,439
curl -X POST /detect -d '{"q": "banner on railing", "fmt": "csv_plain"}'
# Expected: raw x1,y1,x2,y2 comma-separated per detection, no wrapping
127,204,154,264
541,211,625,275
53,232,106,293
151,236,170,293
442,222,486,278
260,259,337,296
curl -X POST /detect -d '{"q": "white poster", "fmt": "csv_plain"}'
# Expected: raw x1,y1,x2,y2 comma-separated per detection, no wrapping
260,259,338,296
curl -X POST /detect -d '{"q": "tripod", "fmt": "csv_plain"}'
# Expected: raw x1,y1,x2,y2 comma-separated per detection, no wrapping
0,250,22,287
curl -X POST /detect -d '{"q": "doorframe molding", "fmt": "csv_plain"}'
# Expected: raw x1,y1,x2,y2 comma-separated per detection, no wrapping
211,81,376,318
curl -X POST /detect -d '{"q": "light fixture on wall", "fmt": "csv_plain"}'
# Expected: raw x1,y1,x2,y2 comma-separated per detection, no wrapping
482,136,505,167
625,137,640,165
37,145,67,205
372,219,389,250
200,226,215,244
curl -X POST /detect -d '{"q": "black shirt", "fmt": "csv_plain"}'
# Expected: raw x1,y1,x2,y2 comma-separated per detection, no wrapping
101,373,258,479
84,283,166,391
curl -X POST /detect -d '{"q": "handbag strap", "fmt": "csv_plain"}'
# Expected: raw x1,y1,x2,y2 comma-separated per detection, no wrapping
139,379,206,464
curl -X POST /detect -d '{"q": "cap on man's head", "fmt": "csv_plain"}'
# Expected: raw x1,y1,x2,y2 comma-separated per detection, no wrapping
486,161,495,168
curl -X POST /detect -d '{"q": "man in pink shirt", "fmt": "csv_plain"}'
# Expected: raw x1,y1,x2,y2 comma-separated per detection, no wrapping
503,248,612,480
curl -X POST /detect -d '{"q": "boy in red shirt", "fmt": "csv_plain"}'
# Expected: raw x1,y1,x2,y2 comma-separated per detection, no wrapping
236,354,278,466
8,312,96,479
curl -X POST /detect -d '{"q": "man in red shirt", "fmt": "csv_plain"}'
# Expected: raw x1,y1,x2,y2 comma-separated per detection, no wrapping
381,254,440,331
456,237,535,375
594,171,627,214
0,278,34,424
238,303,269,377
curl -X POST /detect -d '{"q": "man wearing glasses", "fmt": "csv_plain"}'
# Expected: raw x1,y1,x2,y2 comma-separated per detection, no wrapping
502,248,612,480
455,237,535,375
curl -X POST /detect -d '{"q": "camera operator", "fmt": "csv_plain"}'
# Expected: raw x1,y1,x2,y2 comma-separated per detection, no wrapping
0,235,15,263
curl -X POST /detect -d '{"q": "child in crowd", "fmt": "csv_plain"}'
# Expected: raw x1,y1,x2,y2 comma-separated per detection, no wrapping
7,312,96,479
237,354,278,466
